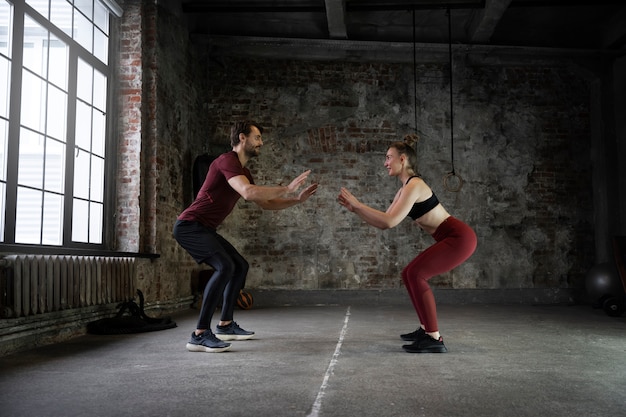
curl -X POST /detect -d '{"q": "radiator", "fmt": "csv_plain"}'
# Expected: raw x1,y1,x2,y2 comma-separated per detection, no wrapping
0,255,135,318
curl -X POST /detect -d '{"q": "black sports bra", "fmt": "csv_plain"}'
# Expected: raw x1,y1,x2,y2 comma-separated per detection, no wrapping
405,176,440,220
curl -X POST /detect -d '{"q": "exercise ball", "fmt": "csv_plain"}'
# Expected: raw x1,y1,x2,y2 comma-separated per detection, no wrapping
585,262,623,300
236,289,254,310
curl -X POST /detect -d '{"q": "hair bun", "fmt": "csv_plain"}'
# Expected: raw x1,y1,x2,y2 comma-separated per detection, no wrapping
403,133,420,146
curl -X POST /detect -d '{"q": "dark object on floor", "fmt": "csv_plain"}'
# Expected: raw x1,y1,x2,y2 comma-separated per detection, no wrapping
589,236,626,317
87,290,177,334
604,236,626,317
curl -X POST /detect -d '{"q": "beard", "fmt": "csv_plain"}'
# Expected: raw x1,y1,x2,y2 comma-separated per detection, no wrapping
244,143,261,158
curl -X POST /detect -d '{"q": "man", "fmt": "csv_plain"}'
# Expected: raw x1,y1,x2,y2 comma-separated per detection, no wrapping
174,120,318,353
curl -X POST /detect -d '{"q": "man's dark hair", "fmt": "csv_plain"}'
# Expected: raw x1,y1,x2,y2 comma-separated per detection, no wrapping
230,120,263,147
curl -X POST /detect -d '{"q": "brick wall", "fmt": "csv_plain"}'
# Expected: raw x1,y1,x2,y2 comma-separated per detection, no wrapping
117,1,207,306
116,2,594,306
198,57,593,292
116,0,142,253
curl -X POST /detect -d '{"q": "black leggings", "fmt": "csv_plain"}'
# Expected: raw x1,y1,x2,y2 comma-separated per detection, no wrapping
173,220,249,330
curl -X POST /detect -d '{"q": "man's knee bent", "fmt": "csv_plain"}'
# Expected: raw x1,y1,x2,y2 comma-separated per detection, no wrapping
238,259,249,276
206,252,237,277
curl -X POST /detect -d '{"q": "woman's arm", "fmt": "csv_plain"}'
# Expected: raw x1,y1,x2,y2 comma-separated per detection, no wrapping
338,180,426,230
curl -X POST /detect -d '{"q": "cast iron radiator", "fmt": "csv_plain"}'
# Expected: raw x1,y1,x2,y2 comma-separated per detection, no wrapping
0,255,135,318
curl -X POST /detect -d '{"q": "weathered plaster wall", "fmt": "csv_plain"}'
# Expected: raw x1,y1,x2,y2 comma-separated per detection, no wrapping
196,58,593,293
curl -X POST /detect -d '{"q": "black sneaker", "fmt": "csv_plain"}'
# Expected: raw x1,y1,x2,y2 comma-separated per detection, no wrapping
215,321,255,341
400,327,426,341
402,335,448,353
186,331,231,353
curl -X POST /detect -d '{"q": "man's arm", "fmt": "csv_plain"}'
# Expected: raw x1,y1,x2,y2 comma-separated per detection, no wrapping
227,175,289,202
227,170,314,207
256,183,318,210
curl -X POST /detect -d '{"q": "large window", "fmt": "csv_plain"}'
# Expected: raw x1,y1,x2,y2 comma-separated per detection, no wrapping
0,0,120,248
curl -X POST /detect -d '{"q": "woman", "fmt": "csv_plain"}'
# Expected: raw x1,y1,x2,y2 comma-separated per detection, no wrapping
337,136,477,353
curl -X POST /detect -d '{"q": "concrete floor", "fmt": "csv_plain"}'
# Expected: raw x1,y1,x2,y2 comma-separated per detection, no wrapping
0,303,624,417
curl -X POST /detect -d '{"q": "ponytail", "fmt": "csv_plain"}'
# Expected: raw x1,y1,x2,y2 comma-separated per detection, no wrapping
403,133,419,147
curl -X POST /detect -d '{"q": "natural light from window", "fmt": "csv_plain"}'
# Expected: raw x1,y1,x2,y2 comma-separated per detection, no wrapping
0,0,116,247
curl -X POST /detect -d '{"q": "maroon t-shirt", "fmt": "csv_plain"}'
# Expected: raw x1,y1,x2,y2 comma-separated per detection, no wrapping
178,151,254,229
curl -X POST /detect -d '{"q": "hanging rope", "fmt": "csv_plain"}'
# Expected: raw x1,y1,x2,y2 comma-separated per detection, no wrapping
447,8,455,175
412,7,418,132
443,7,463,192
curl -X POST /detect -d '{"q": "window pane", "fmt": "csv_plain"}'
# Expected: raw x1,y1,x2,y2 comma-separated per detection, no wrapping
73,8,92,53
23,15,47,78
18,128,44,188
93,0,108,35
15,186,42,244
92,68,106,110
41,191,62,245
71,197,87,242
0,119,6,240
20,70,45,132
76,58,91,103
75,0,92,20
0,56,9,118
93,26,107,63
44,138,64,193
0,119,7,181
0,182,5,242
0,0,12,57
92,107,105,156
75,100,91,150
90,154,103,202
73,146,89,199
49,0,72,37
48,35,68,90
46,83,67,140
89,201,102,243
26,0,50,20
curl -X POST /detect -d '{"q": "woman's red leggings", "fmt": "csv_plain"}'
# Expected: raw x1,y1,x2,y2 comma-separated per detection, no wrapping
401,216,477,333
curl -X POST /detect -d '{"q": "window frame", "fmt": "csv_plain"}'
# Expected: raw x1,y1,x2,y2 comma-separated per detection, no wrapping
0,0,120,253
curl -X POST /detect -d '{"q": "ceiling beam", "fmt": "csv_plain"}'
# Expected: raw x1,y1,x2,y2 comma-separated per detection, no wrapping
508,0,625,6
325,0,348,39
201,35,612,64
467,0,511,43
181,2,324,13
181,1,486,13
346,1,485,11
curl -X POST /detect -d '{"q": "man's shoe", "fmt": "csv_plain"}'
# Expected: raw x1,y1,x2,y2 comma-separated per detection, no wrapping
186,331,231,353
216,321,255,341
400,327,426,341
402,335,448,353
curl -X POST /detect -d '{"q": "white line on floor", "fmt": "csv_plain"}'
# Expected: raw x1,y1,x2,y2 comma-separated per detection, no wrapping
306,306,351,417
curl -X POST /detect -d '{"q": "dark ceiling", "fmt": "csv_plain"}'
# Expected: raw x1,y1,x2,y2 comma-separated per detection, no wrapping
180,0,626,52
